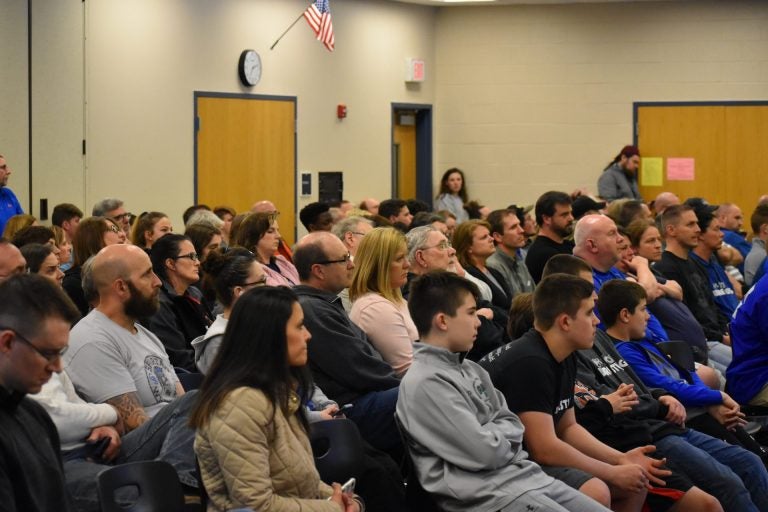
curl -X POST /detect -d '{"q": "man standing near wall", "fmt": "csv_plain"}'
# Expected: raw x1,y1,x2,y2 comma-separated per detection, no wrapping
0,154,24,235
598,146,642,202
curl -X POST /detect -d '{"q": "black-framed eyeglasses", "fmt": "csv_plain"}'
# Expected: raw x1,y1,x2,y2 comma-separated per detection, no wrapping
241,276,268,288
421,240,452,251
111,212,132,221
106,223,121,234
316,253,352,265
173,252,200,262
0,326,67,362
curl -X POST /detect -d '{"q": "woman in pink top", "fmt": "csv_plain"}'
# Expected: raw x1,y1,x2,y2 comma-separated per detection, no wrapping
235,212,299,287
349,227,417,376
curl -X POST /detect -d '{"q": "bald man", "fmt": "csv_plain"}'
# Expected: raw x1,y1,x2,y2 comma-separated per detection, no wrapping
0,238,26,282
293,232,402,456
359,197,380,216
250,199,277,214
64,244,198,489
573,215,669,344
653,192,680,216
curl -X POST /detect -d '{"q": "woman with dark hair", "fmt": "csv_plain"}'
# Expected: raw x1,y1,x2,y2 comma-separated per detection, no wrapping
192,247,265,373
190,287,361,512
147,233,213,371
63,216,123,316
235,212,299,287
130,211,172,250
434,167,469,223
453,220,511,314
20,243,64,286
184,223,222,263
213,205,236,245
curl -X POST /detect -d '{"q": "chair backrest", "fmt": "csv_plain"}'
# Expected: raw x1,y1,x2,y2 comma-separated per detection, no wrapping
97,460,185,512
178,372,205,391
309,418,364,485
394,414,443,512
656,340,696,372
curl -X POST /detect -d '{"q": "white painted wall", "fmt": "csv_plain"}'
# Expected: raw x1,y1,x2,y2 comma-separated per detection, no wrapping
434,1,768,209
2,0,767,226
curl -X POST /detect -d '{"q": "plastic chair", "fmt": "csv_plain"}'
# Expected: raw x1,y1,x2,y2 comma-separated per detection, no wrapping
309,418,364,485
177,372,205,391
394,414,444,512
97,460,185,512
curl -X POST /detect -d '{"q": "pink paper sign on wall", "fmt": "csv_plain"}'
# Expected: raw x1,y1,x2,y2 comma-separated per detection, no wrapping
667,158,695,181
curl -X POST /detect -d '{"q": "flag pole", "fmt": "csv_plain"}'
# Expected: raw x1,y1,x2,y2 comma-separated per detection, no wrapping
270,12,305,50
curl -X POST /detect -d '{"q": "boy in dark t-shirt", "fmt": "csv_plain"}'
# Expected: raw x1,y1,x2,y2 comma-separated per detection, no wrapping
480,273,669,511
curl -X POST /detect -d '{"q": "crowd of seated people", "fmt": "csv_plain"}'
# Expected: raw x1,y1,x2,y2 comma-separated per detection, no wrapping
6,157,768,512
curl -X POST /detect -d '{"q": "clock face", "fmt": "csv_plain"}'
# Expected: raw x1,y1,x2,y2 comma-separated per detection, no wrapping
239,50,261,86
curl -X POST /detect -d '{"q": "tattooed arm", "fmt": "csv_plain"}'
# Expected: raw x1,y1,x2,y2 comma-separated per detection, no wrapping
106,392,149,433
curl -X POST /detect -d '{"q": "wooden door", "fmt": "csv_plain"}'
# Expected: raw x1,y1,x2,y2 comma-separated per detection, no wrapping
636,104,768,213
393,122,416,200
195,94,296,244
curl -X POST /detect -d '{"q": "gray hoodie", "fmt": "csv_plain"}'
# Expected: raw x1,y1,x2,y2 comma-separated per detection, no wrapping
396,343,552,512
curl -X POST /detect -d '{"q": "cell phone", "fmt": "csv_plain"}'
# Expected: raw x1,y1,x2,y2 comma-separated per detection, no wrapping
327,477,356,500
331,404,353,418
341,477,356,495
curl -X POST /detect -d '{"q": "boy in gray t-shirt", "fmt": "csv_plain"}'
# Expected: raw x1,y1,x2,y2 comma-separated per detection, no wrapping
66,309,179,418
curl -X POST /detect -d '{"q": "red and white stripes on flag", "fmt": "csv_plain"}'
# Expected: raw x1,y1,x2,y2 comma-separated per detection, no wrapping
303,0,335,52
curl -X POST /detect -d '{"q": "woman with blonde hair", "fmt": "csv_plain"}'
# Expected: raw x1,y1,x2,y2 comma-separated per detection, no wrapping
130,211,172,250
2,213,37,239
349,227,416,376
51,225,72,269
235,212,299,287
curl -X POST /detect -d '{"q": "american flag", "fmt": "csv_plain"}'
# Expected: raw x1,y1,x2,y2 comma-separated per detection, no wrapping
303,0,335,52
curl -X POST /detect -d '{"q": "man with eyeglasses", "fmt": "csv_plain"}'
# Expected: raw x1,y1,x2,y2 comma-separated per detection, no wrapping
293,232,403,457
0,273,80,511
63,244,199,495
332,215,374,311
0,154,24,235
92,197,132,239
405,226,507,361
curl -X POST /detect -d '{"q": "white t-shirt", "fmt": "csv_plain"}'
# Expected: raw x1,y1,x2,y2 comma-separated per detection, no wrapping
65,309,180,418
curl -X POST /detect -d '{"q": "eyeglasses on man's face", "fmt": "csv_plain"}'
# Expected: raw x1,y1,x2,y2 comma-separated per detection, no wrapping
173,252,199,262
421,240,452,251
111,212,132,222
0,326,67,363
316,252,353,265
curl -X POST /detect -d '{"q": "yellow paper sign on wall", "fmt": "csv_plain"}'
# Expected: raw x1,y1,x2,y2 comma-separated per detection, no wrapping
640,157,663,187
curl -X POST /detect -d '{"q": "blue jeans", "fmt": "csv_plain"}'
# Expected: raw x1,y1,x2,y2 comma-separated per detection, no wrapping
64,391,198,512
708,341,732,373
656,429,768,512
347,387,401,454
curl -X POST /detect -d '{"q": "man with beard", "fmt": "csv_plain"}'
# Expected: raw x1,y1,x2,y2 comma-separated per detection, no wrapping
597,145,642,202
0,154,24,235
63,244,199,503
525,191,575,283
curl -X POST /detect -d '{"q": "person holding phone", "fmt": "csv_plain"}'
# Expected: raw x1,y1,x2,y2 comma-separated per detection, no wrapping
190,286,361,512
